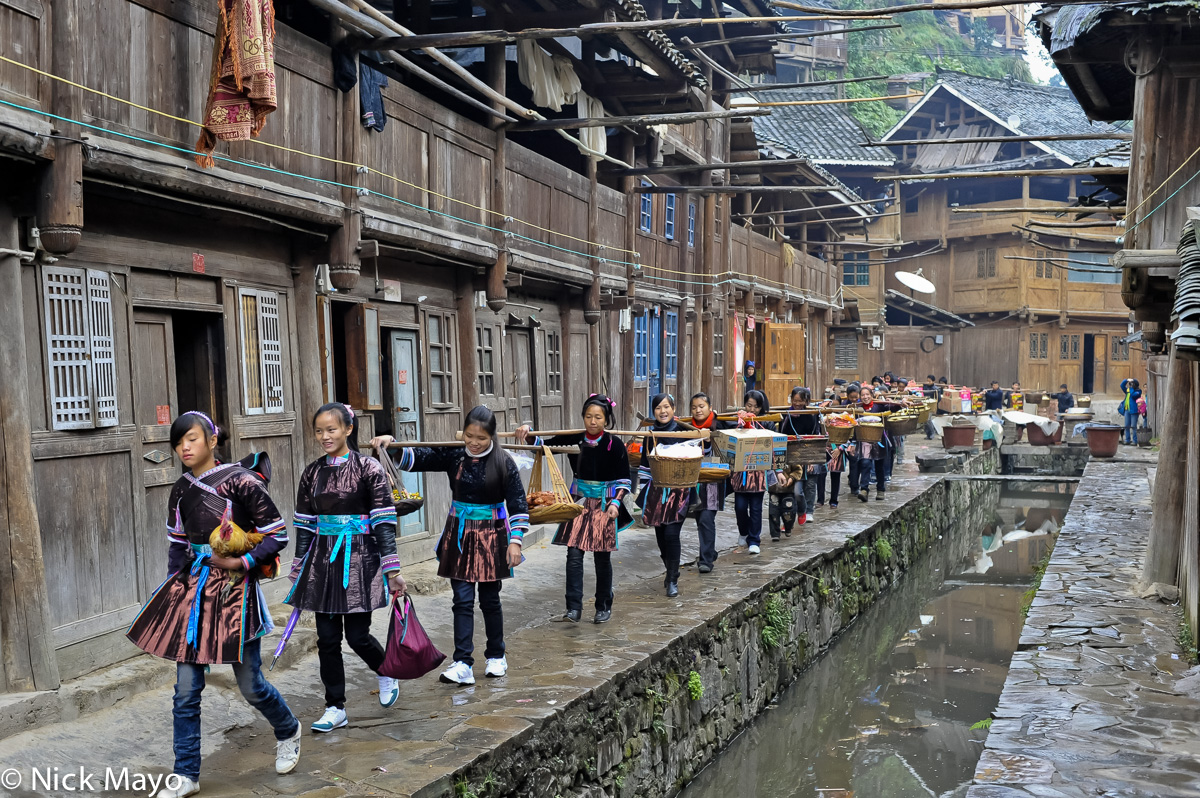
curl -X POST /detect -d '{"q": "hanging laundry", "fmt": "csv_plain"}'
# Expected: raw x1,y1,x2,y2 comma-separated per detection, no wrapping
575,91,607,159
360,63,389,132
516,40,581,112
332,43,357,93
195,0,277,168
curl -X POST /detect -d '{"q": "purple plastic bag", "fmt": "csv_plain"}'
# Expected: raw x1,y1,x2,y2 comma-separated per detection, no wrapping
379,594,445,680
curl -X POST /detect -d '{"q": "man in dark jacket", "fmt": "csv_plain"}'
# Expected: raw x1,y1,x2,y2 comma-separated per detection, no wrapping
1050,384,1073,416
983,381,1005,412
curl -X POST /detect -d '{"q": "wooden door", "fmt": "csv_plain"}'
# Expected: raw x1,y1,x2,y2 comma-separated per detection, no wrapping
762,322,806,406
509,328,536,427
132,311,179,600
1092,334,1108,395
389,330,425,536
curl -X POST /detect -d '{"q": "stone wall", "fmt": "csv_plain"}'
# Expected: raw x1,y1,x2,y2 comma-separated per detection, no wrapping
448,458,1001,798
1000,443,1089,476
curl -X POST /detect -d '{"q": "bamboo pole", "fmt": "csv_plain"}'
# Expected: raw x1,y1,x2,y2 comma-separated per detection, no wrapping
950,205,1126,214
862,132,1132,147
506,107,768,132
680,23,900,49
492,429,712,439
1024,219,1126,229
739,92,923,108
1015,224,1120,244
386,441,580,452
772,0,1100,17
637,185,837,194
725,74,891,93
733,197,884,217
883,166,1128,181
614,157,812,176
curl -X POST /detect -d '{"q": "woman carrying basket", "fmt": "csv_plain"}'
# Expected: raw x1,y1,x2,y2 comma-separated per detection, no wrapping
637,393,692,598
779,386,820,528
287,404,405,734
516,394,632,624
732,390,776,555
371,406,527,685
688,393,734,573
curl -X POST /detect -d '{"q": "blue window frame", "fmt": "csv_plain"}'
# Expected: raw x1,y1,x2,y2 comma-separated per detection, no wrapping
640,181,652,232
664,311,678,380
665,194,676,240
687,203,696,247
633,312,648,381
842,252,870,286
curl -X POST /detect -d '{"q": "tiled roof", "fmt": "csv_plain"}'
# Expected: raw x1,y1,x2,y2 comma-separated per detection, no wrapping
750,87,894,166
920,70,1127,162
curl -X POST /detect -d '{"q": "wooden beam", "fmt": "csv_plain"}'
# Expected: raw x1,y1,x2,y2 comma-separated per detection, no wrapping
637,185,837,194
611,157,811,176
1025,218,1125,229
886,166,1128,181
772,0,1101,17
740,92,923,108
680,24,900,50
951,205,1126,214
864,132,1133,147
725,74,890,93
506,107,768,132
366,14,878,49
734,197,883,216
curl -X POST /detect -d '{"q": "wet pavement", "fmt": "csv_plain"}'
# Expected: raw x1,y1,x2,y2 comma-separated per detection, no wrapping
0,443,965,797
966,447,1200,798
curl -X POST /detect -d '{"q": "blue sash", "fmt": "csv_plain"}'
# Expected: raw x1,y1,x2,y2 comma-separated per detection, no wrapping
317,514,369,589
448,501,506,551
186,543,213,647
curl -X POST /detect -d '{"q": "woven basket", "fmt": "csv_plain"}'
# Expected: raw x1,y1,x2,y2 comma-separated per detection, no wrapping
786,435,828,466
825,424,855,445
885,415,920,437
376,449,425,517
857,423,885,443
648,454,702,489
916,402,932,424
698,464,731,483
527,445,585,525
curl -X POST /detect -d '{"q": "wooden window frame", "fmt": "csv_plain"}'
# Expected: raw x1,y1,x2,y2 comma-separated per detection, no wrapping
639,181,652,232
41,266,120,431
687,202,696,247
842,253,869,286
634,312,649,382
712,320,724,375
476,324,497,396
237,287,285,416
422,308,459,411
344,303,383,411
1111,338,1130,362
545,329,563,394
977,248,997,278
665,193,676,240
664,311,678,380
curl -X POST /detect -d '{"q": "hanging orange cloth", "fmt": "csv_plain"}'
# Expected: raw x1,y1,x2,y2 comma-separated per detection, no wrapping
195,0,277,168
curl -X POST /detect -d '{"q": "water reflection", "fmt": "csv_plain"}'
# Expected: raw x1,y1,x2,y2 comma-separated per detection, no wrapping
680,482,1075,798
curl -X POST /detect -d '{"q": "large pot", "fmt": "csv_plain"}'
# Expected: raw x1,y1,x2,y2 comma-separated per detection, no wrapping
1086,424,1121,458
1026,423,1063,446
943,426,976,449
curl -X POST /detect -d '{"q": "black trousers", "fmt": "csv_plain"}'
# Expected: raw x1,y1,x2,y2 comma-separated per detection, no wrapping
451,579,504,666
315,611,385,709
655,522,683,584
696,510,718,569
565,547,613,612
828,472,841,504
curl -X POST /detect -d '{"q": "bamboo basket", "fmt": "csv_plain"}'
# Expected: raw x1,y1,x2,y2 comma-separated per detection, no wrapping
648,454,703,489
786,435,828,466
857,423,885,443
527,445,585,525
916,402,933,425
376,450,425,517
825,423,855,445
885,415,920,437
698,463,731,483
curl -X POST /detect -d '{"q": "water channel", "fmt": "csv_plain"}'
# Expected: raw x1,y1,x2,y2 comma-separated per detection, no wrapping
680,479,1077,798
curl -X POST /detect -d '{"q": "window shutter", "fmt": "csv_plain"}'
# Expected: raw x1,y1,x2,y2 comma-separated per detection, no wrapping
257,291,284,413
43,267,94,430
834,332,858,370
86,270,119,427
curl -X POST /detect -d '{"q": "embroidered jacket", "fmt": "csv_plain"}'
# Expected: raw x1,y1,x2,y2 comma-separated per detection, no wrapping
293,450,400,574
397,445,530,542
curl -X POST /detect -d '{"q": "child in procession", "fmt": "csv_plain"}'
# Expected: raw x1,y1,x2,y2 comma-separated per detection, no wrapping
637,393,693,597
779,386,819,526
689,392,734,573
127,412,300,798
732,389,775,555
287,404,405,733
372,406,527,685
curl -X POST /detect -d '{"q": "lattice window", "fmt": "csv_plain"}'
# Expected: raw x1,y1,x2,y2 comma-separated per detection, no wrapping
977,248,996,278
1070,334,1080,360
545,329,563,394
640,182,652,232
1029,333,1038,360
634,313,648,381
476,325,496,396
834,331,858,370
424,309,457,408
664,311,678,380
1111,338,1130,362
1060,334,1070,360
1029,332,1048,360
1039,332,1048,360
42,267,119,430
687,203,696,247
712,320,724,373
239,288,284,414
843,253,869,286
665,194,676,240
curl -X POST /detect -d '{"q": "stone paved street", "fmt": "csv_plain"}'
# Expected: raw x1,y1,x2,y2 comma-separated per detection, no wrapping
0,444,961,798
967,448,1200,798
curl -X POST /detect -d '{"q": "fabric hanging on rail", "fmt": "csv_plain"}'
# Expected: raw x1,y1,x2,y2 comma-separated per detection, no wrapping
195,0,278,168
576,91,607,159
516,40,581,112
360,63,389,132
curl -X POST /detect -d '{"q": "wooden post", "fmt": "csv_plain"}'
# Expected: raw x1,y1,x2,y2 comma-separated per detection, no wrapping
621,132,638,425
329,23,362,290
457,268,480,412
1141,352,1190,589
0,217,61,691
292,253,326,463
485,40,509,312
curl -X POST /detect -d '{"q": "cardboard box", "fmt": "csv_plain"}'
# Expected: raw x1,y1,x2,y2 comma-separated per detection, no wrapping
938,394,971,414
712,428,787,472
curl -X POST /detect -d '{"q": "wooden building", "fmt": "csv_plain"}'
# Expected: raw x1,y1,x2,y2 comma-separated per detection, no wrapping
1034,0,1200,642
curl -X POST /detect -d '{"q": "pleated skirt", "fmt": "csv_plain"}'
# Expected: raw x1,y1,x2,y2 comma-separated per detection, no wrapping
286,534,387,614
436,515,511,583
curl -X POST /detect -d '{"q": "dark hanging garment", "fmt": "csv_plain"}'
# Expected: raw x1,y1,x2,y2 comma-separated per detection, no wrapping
360,63,389,131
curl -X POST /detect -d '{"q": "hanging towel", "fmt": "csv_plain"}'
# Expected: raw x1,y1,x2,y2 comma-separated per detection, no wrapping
195,0,278,168
576,91,607,159
360,63,389,132
517,40,581,112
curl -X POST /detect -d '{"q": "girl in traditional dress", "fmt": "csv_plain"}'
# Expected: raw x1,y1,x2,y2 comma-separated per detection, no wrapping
637,393,691,597
779,386,820,527
689,392,734,573
516,394,632,624
287,403,405,733
370,406,527,685
732,389,775,555
127,412,300,798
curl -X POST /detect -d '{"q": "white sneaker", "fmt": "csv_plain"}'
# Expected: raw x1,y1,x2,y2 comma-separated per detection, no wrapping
275,725,301,774
156,776,200,798
748,544,761,555
738,536,748,547
805,513,814,523
377,675,399,707
311,706,347,733
439,660,475,685
485,656,508,678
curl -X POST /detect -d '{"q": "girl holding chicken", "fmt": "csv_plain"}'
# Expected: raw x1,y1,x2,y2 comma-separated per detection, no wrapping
126,411,301,798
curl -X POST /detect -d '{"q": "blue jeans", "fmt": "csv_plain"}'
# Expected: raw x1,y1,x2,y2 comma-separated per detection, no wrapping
172,639,298,781
735,492,764,546
1123,410,1136,442
793,477,816,517
451,579,504,666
